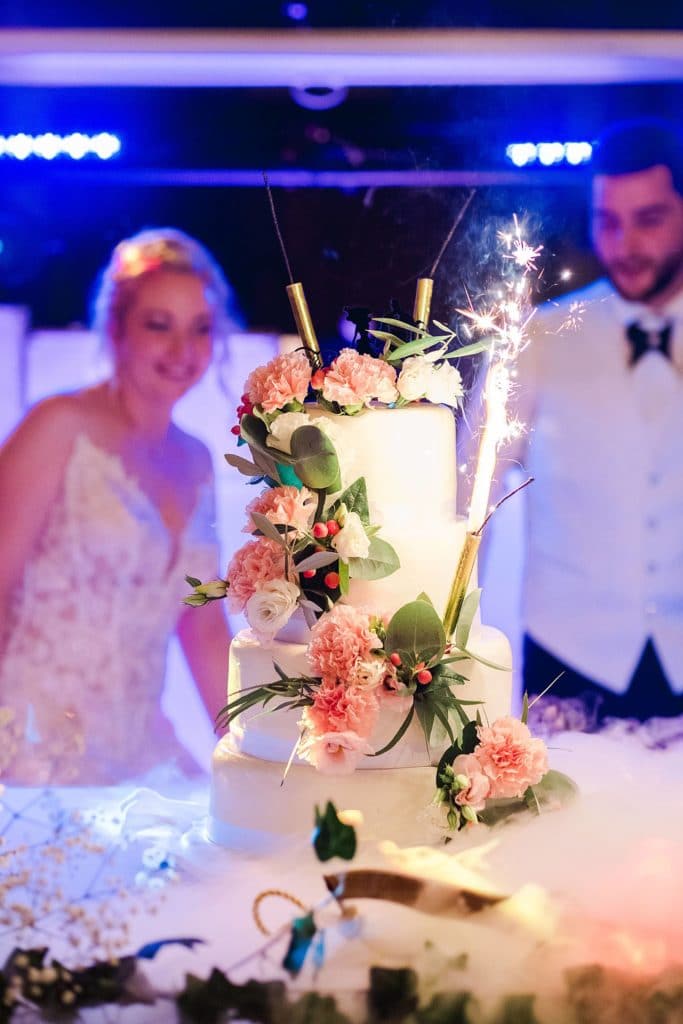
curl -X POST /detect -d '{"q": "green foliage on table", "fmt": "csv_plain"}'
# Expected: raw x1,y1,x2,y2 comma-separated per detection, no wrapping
312,801,357,863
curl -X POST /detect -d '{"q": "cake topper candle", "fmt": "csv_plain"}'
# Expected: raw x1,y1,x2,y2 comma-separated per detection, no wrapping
263,170,322,370
413,277,434,328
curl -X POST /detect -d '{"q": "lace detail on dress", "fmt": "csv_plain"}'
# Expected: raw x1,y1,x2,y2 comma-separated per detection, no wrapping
0,433,220,785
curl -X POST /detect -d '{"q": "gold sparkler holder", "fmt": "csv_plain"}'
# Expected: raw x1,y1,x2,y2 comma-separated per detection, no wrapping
286,281,323,370
413,277,434,328
443,531,482,640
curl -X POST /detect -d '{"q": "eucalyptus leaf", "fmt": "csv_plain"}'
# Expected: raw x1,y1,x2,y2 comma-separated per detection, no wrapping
385,335,451,363
385,600,446,666
371,317,428,336
295,550,339,572
250,511,288,546
521,691,529,725
415,591,435,607
338,557,350,596
524,769,579,813
224,452,262,478
290,426,342,491
442,339,492,359
454,587,482,651
347,536,400,581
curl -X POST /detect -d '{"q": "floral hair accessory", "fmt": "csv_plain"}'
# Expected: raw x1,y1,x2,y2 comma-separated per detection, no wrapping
110,239,184,282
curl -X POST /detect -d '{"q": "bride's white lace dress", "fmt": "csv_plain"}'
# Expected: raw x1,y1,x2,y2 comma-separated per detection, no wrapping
0,434,219,785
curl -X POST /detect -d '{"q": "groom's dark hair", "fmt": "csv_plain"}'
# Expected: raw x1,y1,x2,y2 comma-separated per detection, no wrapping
592,118,683,196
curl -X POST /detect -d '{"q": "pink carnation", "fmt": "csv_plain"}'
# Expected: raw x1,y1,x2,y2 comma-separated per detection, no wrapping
298,729,373,775
475,716,549,800
302,681,380,739
308,604,382,684
226,537,289,612
451,752,492,811
244,351,312,413
244,485,315,536
322,348,398,408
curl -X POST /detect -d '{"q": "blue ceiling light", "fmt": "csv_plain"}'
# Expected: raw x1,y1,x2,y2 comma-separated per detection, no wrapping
0,132,121,161
505,141,593,167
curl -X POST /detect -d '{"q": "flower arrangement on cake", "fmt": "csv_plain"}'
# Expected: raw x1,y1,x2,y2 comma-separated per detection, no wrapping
186,196,574,835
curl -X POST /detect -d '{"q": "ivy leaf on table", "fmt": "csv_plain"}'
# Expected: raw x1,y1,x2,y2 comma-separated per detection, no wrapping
312,801,357,862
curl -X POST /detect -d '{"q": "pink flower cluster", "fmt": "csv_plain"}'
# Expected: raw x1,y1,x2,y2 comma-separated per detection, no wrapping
245,350,312,414
308,604,382,684
244,485,315,537
298,604,391,774
452,716,549,807
317,348,398,408
226,536,288,612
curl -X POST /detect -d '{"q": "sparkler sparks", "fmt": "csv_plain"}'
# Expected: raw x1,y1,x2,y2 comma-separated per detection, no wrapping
460,215,543,532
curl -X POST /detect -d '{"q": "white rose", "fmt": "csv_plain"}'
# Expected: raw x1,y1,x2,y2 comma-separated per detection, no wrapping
266,412,312,454
348,657,386,689
424,362,464,407
245,579,300,646
331,510,370,560
396,356,433,402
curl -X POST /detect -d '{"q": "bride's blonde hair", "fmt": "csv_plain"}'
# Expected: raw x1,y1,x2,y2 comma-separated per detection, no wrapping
92,227,233,341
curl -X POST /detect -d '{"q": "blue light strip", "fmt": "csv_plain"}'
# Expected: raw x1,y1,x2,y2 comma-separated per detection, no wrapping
506,141,593,167
0,133,121,160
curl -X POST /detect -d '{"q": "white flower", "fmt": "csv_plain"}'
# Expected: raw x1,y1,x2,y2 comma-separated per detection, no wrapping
424,362,464,407
245,578,300,646
348,657,386,689
396,356,433,402
331,510,370,560
266,412,312,454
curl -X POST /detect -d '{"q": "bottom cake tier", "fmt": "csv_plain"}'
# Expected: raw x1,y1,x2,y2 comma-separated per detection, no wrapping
208,735,439,850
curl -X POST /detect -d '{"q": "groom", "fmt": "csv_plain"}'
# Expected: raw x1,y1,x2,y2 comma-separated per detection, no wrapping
498,118,683,722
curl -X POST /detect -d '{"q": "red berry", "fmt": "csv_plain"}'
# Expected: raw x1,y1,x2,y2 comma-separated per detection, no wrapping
302,569,316,579
324,571,340,589
416,669,432,685
325,519,341,536
389,652,402,667
312,522,329,539
230,425,241,435
241,392,250,402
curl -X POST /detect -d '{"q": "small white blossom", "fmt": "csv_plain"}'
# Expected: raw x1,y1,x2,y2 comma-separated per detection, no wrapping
331,510,370,560
396,356,433,402
424,361,464,407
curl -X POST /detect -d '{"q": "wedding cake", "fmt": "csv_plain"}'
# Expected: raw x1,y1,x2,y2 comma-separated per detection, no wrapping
185,323,521,849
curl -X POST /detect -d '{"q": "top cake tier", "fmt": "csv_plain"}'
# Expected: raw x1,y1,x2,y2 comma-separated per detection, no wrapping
309,403,465,619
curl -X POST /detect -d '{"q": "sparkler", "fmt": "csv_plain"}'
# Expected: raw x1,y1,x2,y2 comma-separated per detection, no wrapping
443,215,539,640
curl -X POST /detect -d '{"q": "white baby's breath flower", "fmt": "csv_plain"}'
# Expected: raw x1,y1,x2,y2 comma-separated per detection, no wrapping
266,412,312,454
348,657,386,689
331,510,370,560
245,578,300,647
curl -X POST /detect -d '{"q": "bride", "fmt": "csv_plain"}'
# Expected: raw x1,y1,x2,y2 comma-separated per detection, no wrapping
0,228,232,785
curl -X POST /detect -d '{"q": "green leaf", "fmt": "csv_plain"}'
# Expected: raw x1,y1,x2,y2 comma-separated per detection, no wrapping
282,913,317,976
290,426,342,491
454,588,482,651
312,801,357,862
521,691,529,725
347,536,400,581
326,477,370,526
371,317,429,336
442,339,492,359
414,698,436,747
415,591,436,607
366,329,405,347
338,557,350,596
385,335,451,363
417,991,474,1024
369,704,415,757
495,993,541,1024
385,600,446,667
524,769,579,813
250,511,288,546
185,575,202,588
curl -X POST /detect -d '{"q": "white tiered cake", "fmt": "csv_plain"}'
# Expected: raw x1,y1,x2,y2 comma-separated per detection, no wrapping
209,403,512,848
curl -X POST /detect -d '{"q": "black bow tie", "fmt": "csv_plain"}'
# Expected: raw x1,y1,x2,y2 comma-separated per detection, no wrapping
626,322,672,366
